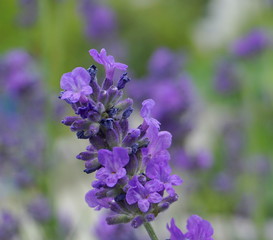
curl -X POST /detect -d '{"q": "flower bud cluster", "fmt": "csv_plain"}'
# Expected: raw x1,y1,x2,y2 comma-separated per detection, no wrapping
60,48,182,227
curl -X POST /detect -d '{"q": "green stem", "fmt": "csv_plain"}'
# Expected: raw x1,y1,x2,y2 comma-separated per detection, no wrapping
143,222,159,240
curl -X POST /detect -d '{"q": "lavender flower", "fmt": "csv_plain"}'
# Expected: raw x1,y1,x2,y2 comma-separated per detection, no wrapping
167,215,214,240
96,147,129,187
126,176,164,213
60,48,182,228
146,162,182,196
60,67,93,103
231,29,271,58
89,48,128,80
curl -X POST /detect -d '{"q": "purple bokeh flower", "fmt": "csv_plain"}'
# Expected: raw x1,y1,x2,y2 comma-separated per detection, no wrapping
126,176,163,213
27,195,52,223
174,149,213,171
148,47,183,78
167,215,214,240
1,49,38,94
60,67,92,103
80,0,117,40
96,147,129,187
0,210,20,240
214,59,240,94
231,29,271,58
89,48,127,80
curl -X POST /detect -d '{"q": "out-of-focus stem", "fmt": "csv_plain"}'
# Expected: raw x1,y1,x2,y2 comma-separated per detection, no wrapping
143,222,159,240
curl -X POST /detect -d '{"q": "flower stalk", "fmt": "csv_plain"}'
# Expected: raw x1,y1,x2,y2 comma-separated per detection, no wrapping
144,222,159,240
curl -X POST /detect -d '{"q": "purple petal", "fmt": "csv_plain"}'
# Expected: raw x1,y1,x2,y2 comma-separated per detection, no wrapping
126,188,141,205
105,174,118,187
145,179,164,192
85,189,111,210
153,150,171,164
89,49,104,64
72,67,91,85
201,220,214,237
112,147,129,168
69,92,81,103
186,215,202,232
85,190,98,208
96,167,109,180
60,91,73,100
81,85,93,95
60,72,73,90
165,183,176,196
145,163,158,179
114,62,128,71
186,215,214,239
98,149,113,166
138,199,150,212
148,192,162,203
116,168,126,179
167,218,185,240
156,131,172,151
140,99,155,118
170,175,183,186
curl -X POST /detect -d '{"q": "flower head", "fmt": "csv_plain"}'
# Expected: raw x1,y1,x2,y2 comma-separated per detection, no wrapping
60,48,182,228
60,67,92,103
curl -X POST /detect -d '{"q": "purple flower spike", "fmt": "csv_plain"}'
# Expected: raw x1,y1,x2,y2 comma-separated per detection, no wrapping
167,215,214,240
126,176,163,213
96,147,129,187
60,67,92,103
89,48,127,80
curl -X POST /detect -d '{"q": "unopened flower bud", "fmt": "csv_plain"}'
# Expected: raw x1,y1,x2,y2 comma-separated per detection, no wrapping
106,215,132,225
117,73,130,90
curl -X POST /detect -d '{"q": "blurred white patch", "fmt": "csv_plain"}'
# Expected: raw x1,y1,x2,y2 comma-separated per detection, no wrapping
193,0,262,51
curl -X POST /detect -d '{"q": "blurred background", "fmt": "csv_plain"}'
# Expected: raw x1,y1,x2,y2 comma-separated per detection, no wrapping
1,0,273,239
